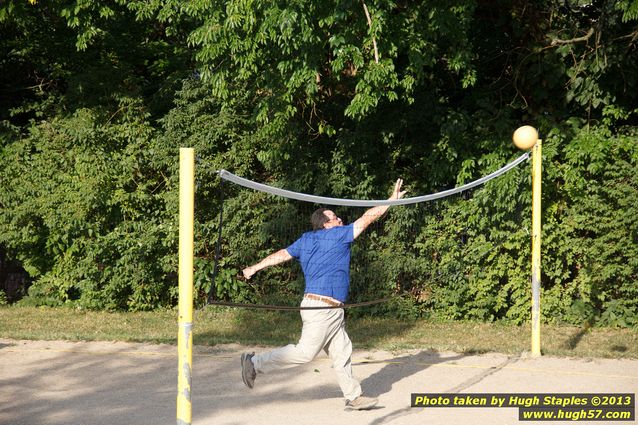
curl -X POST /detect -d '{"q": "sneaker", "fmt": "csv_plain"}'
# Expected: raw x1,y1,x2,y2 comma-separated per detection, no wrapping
241,352,256,389
346,395,378,410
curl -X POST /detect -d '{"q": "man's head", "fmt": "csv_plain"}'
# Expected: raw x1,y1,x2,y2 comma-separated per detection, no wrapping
311,208,343,230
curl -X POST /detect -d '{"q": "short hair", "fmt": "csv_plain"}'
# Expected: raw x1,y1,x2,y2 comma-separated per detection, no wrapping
311,208,330,230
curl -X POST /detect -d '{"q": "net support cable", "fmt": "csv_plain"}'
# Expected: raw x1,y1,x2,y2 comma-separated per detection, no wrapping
217,153,529,206
208,296,396,310
207,178,224,305
207,153,530,310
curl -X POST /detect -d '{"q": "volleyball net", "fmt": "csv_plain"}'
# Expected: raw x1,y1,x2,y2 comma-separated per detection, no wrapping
177,146,542,424
205,152,531,316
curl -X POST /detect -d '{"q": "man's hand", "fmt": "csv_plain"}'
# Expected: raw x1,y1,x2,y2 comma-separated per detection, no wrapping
389,178,407,200
353,178,407,239
241,249,293,280
242,266,257,280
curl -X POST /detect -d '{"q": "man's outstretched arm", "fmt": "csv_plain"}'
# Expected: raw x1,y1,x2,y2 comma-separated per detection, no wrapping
242,248,293,280
353,178,406,239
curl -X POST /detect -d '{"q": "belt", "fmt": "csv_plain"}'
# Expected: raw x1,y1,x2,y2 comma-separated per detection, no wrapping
304,293,344,307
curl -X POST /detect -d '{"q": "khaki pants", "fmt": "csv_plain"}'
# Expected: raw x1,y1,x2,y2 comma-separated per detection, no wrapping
252,298,362,401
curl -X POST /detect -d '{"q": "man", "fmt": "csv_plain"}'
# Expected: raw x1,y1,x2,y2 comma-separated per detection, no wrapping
241,179,406,410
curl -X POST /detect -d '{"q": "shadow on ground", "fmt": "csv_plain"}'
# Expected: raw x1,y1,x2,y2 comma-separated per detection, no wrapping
361,352,520,425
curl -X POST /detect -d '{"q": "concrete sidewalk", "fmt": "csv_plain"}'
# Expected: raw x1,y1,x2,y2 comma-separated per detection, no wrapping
1,339,636,425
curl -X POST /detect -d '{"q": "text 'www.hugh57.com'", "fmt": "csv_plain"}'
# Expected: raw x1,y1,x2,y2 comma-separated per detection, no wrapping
410,393,635,421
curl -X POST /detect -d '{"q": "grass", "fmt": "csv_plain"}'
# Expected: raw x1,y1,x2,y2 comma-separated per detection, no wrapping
2,305,637,359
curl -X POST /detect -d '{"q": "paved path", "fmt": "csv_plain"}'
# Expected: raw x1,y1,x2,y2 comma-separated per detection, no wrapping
1,339,636,425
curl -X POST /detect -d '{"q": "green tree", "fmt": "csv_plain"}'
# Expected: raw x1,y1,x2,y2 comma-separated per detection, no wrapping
0,0,636,327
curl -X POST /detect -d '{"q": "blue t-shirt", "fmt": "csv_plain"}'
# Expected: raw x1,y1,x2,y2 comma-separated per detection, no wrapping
285,224,354,302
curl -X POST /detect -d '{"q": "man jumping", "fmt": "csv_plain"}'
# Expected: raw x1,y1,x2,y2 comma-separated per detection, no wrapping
241,179,406,410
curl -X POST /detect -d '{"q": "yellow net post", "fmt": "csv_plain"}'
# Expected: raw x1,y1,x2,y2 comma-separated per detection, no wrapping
531,140,542,357
177,148,194,424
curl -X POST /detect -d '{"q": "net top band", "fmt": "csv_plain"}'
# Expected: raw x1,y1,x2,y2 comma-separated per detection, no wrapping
217,152,529,207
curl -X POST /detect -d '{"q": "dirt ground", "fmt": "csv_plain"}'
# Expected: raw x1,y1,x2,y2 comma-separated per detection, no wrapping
1,338,636,425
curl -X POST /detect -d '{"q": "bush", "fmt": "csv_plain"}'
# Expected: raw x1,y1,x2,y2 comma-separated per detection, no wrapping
1,104,178,311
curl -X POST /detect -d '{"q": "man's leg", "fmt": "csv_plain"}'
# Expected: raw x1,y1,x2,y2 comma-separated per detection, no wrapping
322,312,362,401
251,299,333,373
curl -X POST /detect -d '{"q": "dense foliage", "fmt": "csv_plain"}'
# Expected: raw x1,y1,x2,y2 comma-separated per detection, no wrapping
0,0,636,327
